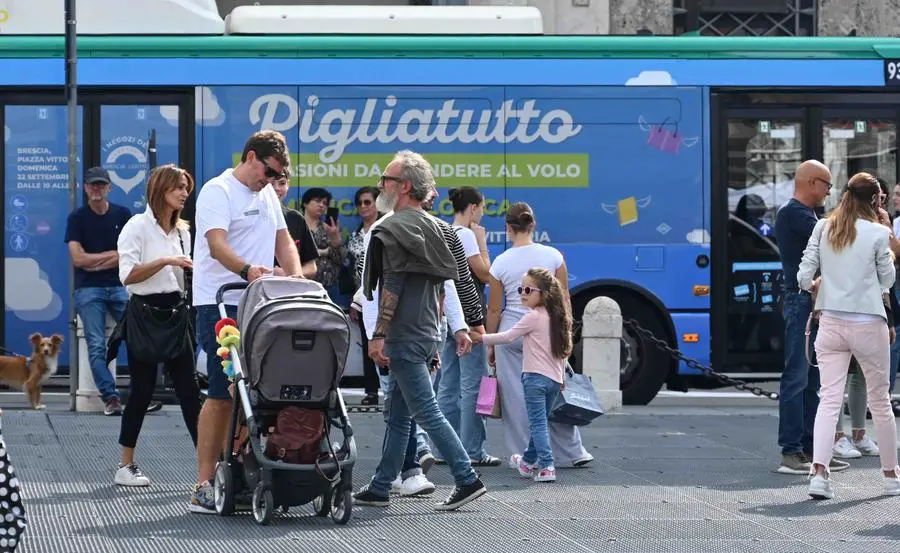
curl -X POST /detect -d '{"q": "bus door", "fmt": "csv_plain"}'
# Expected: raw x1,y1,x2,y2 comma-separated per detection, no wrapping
1,90,193,382
713,108,805,376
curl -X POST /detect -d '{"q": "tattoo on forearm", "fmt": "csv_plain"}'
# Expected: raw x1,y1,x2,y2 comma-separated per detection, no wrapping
375,288,399,336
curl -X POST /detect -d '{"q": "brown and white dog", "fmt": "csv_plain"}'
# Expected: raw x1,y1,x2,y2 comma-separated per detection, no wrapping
0,333,63,409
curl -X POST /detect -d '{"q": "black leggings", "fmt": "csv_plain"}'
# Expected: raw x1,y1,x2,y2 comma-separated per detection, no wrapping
119,292,201,450
359,318,380,394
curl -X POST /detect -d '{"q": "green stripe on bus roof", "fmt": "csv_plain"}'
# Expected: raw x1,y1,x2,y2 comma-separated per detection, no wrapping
0,36,899,59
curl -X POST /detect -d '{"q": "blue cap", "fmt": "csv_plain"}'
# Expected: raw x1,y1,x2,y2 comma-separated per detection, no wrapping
85,166,111,185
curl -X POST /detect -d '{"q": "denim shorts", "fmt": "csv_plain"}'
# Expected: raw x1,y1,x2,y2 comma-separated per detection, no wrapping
196,304,238,400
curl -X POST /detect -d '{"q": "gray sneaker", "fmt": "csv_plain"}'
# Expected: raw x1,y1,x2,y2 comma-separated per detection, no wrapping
104,398,123,416
777,452,811,475
189,480,216,514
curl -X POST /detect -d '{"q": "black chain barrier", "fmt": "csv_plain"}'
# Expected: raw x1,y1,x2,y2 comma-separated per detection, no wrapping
606,317,779,401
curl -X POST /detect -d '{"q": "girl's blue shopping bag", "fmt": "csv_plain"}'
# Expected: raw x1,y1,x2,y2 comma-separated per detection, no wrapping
548,365,605,426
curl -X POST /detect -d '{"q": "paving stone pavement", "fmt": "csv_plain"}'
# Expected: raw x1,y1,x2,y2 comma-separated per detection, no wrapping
1,399,899,553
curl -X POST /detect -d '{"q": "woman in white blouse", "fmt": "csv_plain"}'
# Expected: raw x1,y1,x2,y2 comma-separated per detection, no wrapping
114,164,202,487
798,172,900,500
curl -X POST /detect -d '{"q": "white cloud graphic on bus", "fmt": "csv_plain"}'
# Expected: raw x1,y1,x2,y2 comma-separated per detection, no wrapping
626,71,677,86
160,86,225,127
4,257,63,321
686,228,711,245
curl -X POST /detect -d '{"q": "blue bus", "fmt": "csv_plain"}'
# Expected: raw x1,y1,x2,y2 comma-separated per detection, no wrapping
3,24,900,404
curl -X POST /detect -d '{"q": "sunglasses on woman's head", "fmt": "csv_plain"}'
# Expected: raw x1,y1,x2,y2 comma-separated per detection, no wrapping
518,286,540,295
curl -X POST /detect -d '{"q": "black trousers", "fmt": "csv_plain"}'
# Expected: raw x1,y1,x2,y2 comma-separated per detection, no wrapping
359,318,380,394
119,292,201,450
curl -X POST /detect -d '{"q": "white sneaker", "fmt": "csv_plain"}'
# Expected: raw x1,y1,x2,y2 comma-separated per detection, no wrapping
399,474,436,497
852,435,880,456
390,476,402,495
832,436,862,459
808,473,834,500
883,475,900,496
572,454,594,467
114,463,150,487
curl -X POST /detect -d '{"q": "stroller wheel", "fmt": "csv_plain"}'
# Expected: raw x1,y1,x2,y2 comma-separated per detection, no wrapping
331,488,352,525
214,462,234,516
252,482,274,526
313,487,332,517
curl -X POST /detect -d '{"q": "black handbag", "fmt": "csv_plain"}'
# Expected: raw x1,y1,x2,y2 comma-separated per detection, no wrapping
116,229,194,364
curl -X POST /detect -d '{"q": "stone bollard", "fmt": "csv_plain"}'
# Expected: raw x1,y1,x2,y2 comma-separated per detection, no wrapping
75,314,118,412
581,296,623,412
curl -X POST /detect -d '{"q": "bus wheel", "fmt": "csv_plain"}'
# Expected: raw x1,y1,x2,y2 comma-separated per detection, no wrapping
615,294,673,406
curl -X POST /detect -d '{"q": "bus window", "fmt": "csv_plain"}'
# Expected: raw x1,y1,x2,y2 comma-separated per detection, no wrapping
822,116,896,215
725,118,802,364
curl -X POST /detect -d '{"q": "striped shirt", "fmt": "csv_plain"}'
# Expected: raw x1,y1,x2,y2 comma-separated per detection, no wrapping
432,215,485,328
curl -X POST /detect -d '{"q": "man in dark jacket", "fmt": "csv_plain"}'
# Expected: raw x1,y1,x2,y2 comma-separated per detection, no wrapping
353,150,487,512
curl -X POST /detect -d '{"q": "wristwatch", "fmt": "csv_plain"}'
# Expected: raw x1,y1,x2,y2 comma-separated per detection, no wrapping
239,264,251,281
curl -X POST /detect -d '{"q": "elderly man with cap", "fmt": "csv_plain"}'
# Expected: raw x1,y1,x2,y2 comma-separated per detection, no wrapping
65,166,162,416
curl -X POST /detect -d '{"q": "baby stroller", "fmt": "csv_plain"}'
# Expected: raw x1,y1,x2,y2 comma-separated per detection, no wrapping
212,277,357,525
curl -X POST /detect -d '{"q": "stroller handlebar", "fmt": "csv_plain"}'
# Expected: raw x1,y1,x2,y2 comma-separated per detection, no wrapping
216,282,249,305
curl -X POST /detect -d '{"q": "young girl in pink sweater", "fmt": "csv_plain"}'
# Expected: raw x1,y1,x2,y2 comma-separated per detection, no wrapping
472,267,573,482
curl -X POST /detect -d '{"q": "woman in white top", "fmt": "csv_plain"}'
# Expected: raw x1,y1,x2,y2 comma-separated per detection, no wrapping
486,202,592,468
114,164,201,487
798,172,900,500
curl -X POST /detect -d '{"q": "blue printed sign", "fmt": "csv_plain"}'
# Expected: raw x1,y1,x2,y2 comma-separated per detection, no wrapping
99,105,180,212
4,105,83,369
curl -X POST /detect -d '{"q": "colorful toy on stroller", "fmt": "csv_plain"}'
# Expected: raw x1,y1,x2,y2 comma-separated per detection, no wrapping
212,277,357,525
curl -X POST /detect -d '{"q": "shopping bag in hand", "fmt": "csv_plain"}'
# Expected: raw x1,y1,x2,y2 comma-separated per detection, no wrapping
475,370,501,419
548,364,604,426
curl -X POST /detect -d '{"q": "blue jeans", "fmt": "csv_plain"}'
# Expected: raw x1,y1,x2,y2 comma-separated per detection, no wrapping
369,340,476,497
379,370,425,479
378,369,430,456
779,291,820,455
196,304,238,400
436,327,489,460
522,372,561,469
74,286,128,402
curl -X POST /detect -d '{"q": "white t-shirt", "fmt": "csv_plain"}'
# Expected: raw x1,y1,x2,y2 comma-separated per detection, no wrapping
117,206,191,296
192,169,287,306
489,243,564,316
453,225,481,259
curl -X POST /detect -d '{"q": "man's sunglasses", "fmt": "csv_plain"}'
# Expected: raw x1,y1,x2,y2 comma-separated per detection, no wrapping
256,154,285,179
518,286,541,295
379,175,403,187
357,199,373,207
